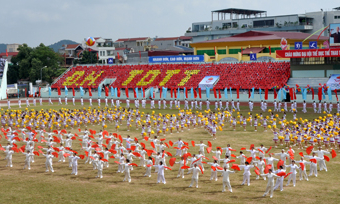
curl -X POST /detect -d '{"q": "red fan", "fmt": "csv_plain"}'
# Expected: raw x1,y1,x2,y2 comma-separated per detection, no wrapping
131,146,136,151
181,166,190,169
63,153,70,158
90,156,95,160
165,143,169,148
53,147,60,152
103,130,108,136
114,161,121,164
166,151,172,157
227,159,235,164
208,141,212,147
118,135,122,142
169,158,176,166
52,152,58,158
216,166,223,170
276,171,286,177
140,143,146,149
160,138,166,141
211,166,216,171
264,164,272,174
213,156,218,161
169,140,173,146
206,147,212,154
306,146,313,155
147,164,153,167
110,156,115,159
265,146,272,154
133,152,141,157
33,151,39,156
229,148,236,152
254,169,260,175
183,141,188,146
240,147,246,150
230,154,236,158
144,136,149,141
246,157,252,164
255,156,260,160
78,129,81,132
258,149,264,154
277,160,284,169
332,149,337,158
284,172,292,178
61,129,67,134
324,155,330,162
164,166,172,170
198,165,204,174
231,164,240,171
191,141,195,147
37,146,43,149
299,152,304,157
300,163,305,171
181,146,189,150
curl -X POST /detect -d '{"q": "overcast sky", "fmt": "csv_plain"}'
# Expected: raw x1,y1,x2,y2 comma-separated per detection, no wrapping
1,0,339,47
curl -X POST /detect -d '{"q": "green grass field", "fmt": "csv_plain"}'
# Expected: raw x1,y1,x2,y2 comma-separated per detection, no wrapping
0,102,339,204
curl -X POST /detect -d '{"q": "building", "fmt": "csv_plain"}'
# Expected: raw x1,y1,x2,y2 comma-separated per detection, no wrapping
190,30,329,62
114,37,151,53
150,36,192,50
7,44,21,52
58,44,84,67
185,8,340,43
0,51,19,62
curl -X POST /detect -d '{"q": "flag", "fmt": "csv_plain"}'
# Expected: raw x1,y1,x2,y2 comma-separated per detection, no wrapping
57,87,61,96
282,89,286,100
190,87,194,98
5,49,8,57
170,88,173,98
117,52,120,61
96,52,99,60
105,86,109,97
18,89,20,98
39,87,41,97
327,87,332,100
198,88,201,98
224,88,228,99
251,87,255,99
335,89,338,101
72,88,75,97
177,88,180,99
218,89,221,99
206,88,210,99
185,87,188,98
117,88,121,97
278,89,282,101
322,87,326,99
65,86,68,96
259,88,262,99
248,89,251,98
311,88,314,100
142,87,145,98
274,89,277,99
160,87,163,98
110,87,114,97
213,88,217,98
163,87,168,98
269,46,271,55
80,87,84,96
214,47,216,55
265,88,268,100
174,88,177,98
150,87,154,98
134,88,137,98
236,87,240,99
318,87,322,101
229,87,232,98
135,87,139,98
89,88,92,97
48,87,51,96
125,88,129,98
98,86,102,97
241,47,243,55
194,88,197,98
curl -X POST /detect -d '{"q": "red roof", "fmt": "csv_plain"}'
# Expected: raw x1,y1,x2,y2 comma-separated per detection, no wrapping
200,31,329,43
179,36,192,40
0,52,19,57
65,44,81,49
242,47,265,54
154,37,178,41
116,37,149,42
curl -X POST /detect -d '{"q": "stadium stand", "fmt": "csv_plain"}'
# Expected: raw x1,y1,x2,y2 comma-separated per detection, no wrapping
52,62,290,89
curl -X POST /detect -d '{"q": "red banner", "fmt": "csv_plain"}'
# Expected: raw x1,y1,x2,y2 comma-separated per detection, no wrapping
276,49,340,58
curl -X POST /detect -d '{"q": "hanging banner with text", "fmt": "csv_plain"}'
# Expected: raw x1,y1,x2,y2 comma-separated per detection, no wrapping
148,55,204,63
276,49,340,58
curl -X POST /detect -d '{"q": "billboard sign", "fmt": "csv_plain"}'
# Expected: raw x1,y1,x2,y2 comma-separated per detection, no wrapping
326,74,340,90
198,76,220,90
295,42,302,50
309,41,317,49
330,23,340,46
276,48,340,58
148,55,204,63
250,53,257,61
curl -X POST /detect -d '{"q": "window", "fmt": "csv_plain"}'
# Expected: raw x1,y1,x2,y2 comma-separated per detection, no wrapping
253,19,274,27
222,23,232,29
334,16,340,19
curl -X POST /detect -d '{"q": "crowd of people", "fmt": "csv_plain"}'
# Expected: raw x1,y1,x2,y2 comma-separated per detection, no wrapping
0,98,338,198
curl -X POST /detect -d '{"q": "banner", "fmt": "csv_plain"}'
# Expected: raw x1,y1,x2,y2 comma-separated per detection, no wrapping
327,87,332,100
251,87,255,99
229,87,232,98
224,88,228,99
259,88,262,99
278,89,282,100
135,87,139,98
276,49,340,58
80,87,84,96
206,87,210,99
98,87,102,97
111,87,114,97
149,55,204,63
198,76,220,90
48,87,51,96
191,87,194,99
326,74,340,90
150,87,154,98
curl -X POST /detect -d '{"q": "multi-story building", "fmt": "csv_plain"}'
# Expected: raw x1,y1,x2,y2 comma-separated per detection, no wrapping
81,37,116,64
58,44,83,67
7,44,21,52
114,37,151,53
150,36,193,50
185,8,340,43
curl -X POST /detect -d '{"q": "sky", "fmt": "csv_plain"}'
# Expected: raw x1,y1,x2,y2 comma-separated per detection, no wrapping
0,0,339,47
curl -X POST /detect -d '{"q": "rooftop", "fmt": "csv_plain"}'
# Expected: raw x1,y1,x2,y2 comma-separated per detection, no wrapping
212,8,266,15
198,31,328,43
116,37,149,42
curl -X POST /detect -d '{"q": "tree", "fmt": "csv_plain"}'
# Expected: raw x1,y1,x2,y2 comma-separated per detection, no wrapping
7,43,64,84
73,51,98,65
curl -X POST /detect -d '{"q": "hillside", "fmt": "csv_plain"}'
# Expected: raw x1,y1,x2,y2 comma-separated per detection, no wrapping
48,39,79,52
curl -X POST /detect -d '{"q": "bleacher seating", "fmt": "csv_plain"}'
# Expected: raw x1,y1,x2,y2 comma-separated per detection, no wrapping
52,62,290,89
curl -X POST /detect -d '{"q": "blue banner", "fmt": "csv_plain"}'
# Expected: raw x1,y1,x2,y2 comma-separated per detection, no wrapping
282,89,286,100
149,55,204,63
111,87,114,97
98,87,101,97
251,87,255,99
206,88,210,99
80,87,84,96
163,87,167,98
114,88,118,97
48,87,51,96
259,88,262,99
278,89,282,100
135,88,139,98
327,88,332,100
229,87,232,98
191,88,194,98
177,88,180,99
17,89,20,98
150,87,154,98
141,88,144,98
224,88,228,99
322,87,326,99
64,86,68,96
